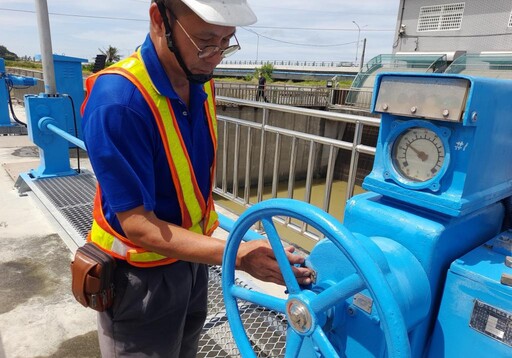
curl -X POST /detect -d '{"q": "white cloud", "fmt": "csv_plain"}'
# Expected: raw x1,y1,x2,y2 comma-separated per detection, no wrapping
1,0,400,63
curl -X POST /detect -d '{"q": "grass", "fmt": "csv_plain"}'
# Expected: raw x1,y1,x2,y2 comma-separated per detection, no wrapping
4,61,354,88
216,77,353,88
4,60,42,70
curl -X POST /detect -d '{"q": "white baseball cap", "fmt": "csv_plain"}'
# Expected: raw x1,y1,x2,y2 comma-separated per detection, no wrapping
181,0,257,26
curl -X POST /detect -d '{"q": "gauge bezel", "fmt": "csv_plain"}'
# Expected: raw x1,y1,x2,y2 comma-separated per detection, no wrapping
383,120,451,192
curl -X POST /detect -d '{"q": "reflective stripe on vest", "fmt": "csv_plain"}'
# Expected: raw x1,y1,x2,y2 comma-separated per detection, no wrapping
82,49,219,267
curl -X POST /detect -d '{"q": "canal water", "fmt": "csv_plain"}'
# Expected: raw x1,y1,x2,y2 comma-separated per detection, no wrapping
215,178,366,252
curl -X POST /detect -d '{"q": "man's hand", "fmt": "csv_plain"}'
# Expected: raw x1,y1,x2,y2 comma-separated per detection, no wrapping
236,240,312,286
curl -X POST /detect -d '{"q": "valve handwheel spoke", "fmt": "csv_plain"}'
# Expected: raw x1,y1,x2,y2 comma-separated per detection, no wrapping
311,273,365,315
312,326,341,358
261,217,301,294
286,330,304,358
230,285,287,314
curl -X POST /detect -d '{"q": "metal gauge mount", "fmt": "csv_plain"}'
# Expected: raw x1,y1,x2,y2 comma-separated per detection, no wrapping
383,120,451,192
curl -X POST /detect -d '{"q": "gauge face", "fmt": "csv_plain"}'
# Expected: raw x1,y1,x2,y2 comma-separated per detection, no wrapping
392,127,445,182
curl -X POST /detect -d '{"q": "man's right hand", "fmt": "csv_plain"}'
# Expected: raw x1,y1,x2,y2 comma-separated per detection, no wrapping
236,240,312,286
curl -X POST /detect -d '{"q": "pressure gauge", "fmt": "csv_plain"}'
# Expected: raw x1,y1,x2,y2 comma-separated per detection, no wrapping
392,127,445,182
383,121,451,192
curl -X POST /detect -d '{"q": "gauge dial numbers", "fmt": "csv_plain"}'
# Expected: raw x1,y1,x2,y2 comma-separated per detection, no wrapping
391,127,446,183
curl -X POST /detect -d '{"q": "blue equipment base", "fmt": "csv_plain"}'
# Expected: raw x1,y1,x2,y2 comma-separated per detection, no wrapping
0,123,27,135
429,232,512,356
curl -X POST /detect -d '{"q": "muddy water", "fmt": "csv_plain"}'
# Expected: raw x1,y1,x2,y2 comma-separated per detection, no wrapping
215,178,366,252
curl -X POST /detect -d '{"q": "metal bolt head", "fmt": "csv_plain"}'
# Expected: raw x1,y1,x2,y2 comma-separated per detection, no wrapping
410,106,417,114
501,272,512,287
382,103,389,111
505,256,512,268
471,111,478,122
286,299,312,333
442,109,450,117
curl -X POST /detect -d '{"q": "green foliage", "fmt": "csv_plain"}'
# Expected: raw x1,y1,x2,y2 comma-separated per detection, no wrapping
99,45,121,65
82,63,95,75
257,63,274,81
4,59,42,70
336,79,354,88
0,45,18,61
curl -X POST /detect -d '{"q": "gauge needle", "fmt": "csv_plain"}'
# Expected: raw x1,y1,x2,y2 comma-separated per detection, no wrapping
409,145,429,162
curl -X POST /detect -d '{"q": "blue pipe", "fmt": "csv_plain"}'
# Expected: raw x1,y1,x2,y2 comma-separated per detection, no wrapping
218,213,264,242
43,121,86,150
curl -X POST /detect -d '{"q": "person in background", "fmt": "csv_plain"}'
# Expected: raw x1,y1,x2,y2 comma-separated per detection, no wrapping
256,72,269,102
81,0,311,356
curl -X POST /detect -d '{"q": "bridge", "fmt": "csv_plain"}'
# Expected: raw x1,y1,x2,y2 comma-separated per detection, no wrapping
215,60,359,81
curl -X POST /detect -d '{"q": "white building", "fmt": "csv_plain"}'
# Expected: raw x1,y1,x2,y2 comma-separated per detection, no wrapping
393,1,512,54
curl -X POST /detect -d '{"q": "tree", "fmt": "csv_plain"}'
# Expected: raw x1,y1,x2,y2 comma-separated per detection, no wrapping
0,45,18,61
99,45,121,65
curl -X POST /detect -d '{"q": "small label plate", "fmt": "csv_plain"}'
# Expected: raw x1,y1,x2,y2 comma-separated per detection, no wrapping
353,293,373,314
469,300,512,347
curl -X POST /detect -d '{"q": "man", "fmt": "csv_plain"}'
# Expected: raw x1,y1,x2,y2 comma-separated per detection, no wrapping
256,72,269,102
81,0,311,357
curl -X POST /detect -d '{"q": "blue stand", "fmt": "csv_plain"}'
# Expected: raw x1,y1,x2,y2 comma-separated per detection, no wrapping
25,94,77,178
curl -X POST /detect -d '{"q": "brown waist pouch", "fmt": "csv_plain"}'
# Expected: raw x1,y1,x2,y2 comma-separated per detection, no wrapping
71,242,116,312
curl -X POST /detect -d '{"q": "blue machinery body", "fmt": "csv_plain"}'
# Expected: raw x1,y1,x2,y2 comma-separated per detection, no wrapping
1,54,85,140
21,70,512,356
222,73,512,357
0,58,38,130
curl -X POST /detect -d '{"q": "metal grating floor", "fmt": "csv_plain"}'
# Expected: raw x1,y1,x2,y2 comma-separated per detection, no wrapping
20,171,287,357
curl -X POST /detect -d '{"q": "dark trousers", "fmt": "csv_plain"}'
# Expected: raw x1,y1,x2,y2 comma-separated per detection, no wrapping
97,260,208,358
256,89,268,102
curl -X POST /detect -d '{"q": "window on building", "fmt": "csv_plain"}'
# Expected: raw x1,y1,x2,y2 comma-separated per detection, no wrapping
417,2,465,32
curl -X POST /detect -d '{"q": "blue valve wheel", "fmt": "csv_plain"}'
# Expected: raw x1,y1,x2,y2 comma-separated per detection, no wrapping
222,198,410,358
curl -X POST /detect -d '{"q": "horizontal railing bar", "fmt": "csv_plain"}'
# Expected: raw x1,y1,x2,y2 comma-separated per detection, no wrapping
263,125,353,149
356,144,376,155
217,96,380,126
218,115,263,129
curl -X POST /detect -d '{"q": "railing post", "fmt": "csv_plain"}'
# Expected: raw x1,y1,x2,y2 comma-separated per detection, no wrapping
257,107,269,204
346,121,364,200
243,127,252,204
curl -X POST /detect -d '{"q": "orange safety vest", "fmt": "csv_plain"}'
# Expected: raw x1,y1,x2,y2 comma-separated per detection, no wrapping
81,49,219,267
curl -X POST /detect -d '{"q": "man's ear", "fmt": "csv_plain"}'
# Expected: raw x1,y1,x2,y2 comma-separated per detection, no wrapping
149,3,165,37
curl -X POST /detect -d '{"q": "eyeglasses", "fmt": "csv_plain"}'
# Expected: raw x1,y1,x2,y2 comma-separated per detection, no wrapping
174,18,241,59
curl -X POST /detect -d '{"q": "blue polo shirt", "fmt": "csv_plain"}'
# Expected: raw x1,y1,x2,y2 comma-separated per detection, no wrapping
82,34,214,235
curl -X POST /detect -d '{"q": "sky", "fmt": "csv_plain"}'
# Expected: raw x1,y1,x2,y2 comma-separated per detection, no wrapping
0,0,400,65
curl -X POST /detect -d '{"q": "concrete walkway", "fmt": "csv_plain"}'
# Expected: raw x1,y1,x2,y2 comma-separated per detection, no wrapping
0,134,100,358
0,105,286,358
